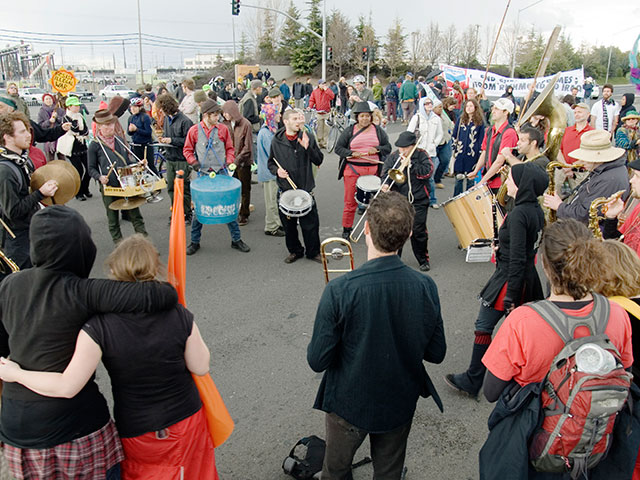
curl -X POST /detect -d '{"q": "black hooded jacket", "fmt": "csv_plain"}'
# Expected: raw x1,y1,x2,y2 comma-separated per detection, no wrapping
480,162,548,307
619,93,636,125
0,206,178,448
267,127,323,192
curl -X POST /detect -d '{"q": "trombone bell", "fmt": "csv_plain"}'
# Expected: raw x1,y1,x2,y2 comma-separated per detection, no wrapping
388,169,406,184
320,237,355,283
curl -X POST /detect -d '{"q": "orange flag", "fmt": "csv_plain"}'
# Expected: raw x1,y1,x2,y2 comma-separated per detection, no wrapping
166,171,234,447
167,171,186,307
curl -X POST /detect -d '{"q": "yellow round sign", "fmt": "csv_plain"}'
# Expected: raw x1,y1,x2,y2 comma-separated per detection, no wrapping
48,68,77,94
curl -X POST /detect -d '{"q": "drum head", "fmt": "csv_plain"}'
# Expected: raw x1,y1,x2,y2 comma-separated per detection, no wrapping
280,189,313,216
356,175,381,192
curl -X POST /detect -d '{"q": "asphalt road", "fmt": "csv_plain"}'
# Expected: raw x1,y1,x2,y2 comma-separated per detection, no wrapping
24,93,630,479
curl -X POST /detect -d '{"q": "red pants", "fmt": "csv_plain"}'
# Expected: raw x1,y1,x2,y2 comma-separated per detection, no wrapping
121,408,218,480
342,164,378,228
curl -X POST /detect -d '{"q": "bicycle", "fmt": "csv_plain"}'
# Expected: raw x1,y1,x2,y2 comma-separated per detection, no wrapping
326,108,349,153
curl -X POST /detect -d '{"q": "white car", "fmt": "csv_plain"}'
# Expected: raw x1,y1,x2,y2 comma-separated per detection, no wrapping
99,84,136,101
19,87,47,105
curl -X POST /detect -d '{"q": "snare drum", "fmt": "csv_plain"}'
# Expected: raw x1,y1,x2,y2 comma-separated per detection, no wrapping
442,184,504,249
355,175,381,207
279,189,313,217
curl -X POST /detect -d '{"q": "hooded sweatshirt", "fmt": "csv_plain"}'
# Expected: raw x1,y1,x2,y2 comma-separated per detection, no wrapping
479,162,548,308
222,100,253,167
619,93,636,123
0,206,178,448
407,97,443,157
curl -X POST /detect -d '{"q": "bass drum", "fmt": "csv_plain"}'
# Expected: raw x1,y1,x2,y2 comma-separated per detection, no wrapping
191,174,241,224
442,184,504,249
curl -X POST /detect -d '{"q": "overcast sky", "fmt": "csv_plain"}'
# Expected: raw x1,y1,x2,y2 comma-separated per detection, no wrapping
6,0,640,70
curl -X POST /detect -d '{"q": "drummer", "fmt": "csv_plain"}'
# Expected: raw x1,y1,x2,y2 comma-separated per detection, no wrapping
183,99,250,255
87,109,148,244
335,102,391,239
267,109,323,263
381,131,434,271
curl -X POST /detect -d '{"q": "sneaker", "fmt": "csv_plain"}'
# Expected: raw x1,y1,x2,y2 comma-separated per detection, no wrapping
419,262,431,272
231,239,250,252
186,243,200,255
85,192,93,198
249,204,255,212
308,255,322,264
430,204,440,210
284,252,303,264
76,195,86,201
238,216,249,226
265,228,285,237
342,227,352,240
435,183,445,189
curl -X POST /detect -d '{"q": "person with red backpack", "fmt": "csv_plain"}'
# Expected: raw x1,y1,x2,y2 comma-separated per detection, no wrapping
479,219,636,480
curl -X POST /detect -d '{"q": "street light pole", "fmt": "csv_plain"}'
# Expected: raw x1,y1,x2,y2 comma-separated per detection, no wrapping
510,0,544,78
321,0,326,80
137,0,144,83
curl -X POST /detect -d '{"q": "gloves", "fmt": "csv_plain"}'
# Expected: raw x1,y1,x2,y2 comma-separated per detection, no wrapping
503,298,516,315
192,161,201,172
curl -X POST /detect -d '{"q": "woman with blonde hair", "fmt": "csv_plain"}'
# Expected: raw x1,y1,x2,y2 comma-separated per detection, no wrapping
0,235,219,480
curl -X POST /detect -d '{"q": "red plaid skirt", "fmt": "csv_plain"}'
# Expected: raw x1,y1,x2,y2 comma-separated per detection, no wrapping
2,419,123,480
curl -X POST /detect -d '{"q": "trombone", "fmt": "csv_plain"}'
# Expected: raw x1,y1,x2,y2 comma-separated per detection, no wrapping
349,141,420,243
320,237,355,283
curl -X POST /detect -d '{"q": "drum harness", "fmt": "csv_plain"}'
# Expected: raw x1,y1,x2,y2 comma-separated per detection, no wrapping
197,125,233,178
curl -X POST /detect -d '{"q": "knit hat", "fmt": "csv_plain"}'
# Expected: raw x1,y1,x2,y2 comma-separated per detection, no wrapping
0,97,17,110
200,99,222,115
193,90,208,103
108,96,130,118
395,131,417,147
268,87,282,98
93,109,117,124
42,93,56,104
250,79,263,90
65,96,81,107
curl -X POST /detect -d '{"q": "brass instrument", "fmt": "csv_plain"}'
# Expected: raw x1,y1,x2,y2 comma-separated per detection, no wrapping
320,237,354,283
545,160,587,223
496,73,567,210
0,249,19,274
588,190,625,239
350,141,420,243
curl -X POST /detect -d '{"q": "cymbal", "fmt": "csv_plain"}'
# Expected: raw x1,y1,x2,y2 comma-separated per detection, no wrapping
108,196,147,211
30,160,80,206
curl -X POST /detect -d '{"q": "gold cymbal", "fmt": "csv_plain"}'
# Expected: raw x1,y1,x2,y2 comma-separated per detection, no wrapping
30,160,81,206
108,196,147,210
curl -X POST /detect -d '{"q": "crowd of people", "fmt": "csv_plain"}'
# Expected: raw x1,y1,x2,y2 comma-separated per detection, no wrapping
0,66,639,480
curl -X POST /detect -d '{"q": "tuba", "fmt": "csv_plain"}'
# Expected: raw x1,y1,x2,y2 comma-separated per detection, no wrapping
496,74,567,209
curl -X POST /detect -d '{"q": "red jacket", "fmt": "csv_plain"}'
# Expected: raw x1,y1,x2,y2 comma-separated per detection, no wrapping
309,87,335,113
183,121,235,166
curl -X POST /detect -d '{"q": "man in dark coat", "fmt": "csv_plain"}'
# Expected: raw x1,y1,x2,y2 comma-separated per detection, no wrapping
308,191,446,479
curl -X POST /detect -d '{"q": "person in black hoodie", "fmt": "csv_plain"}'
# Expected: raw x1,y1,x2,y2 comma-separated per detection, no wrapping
381,131,433,271
0,205,178,480
267,109,323,263
444,162,548,397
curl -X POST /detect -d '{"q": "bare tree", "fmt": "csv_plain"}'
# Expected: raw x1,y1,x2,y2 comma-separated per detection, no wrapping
241,0,288,58
458,25,481,68
478,24,497,67
440,24,459,65
408,30,427,72
424,22,441,68
327,10,353,77
384,17,407,76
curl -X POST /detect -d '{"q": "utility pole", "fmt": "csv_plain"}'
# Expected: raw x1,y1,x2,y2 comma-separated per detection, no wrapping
321,0,326,80
137,0,144,83
60,47,64,66
122,40,127,68
232,15,237,62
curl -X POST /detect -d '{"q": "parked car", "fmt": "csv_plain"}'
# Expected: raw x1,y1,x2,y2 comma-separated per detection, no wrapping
19,87,47,105
590,84,600,99
70,88,95,103
99,84,136,101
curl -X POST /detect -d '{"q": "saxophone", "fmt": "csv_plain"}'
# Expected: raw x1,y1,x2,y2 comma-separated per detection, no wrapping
588,190,626,239
545,161,587,224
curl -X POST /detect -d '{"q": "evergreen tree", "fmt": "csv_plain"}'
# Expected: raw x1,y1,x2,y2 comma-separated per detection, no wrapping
257,10,278,62
277,2,302,63
384,18,407,76
353,15,378,72
290,0,322,74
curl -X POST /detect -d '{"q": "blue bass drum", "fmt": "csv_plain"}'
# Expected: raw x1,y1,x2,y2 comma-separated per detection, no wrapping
191,174,241,224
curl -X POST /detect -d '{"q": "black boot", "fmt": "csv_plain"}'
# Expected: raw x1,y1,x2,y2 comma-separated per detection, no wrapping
342,227,352,240
444,340,490,397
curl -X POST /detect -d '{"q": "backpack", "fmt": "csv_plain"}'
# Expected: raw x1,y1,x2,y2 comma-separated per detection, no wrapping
527,294,632,479
282,435,372,480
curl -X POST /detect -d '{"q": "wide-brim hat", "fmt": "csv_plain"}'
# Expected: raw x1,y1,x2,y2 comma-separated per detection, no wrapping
352,102,372,115
93,109,117,124
622,110,640,122
395,131,417,148
568,130,625,163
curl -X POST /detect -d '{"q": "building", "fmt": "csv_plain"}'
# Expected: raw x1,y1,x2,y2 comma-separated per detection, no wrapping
184,53,233,70
0,43,55,87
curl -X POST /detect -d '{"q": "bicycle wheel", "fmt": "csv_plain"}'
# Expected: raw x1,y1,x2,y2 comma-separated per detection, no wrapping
327,126,339,153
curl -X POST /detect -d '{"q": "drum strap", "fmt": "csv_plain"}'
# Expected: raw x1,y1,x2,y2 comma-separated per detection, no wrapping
201,124,228,174
347,163,361,176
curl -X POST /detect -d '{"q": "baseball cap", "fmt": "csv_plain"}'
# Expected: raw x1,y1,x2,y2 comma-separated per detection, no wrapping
492,98,514,114
573,102,590,111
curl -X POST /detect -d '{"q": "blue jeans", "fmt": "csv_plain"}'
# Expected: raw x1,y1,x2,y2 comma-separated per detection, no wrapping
474,304,505,335
428,156,440,205
434,141,452,184
453,176,475,197
191,217,241,244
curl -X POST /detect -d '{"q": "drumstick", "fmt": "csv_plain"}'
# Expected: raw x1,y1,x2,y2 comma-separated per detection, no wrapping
347,156,384,164
0,218,15,239
272,158,298,190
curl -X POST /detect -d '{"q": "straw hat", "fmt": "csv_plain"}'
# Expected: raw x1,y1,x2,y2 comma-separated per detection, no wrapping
568,130,625,163
621,110,640,122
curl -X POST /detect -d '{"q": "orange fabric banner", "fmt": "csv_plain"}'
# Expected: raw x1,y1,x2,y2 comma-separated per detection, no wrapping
192,373,235,448
167,172,186,307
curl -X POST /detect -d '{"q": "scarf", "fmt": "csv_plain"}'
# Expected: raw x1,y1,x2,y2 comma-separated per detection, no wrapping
0,146,34,178
602,98,615,131
98,134,116,151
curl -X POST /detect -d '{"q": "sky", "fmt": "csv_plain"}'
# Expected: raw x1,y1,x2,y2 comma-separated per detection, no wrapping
5,0,640,70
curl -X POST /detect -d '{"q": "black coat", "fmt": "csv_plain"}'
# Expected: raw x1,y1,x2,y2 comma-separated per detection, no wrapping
30,119,65,144
381,149,433,204
87,136,134,188
480,163,547,307
161,112,193,163
0,148,43,232
267,127,323,192
334,124,391,179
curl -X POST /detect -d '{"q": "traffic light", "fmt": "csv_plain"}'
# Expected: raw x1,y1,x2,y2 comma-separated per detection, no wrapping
326,46,333,61
231,0,240,16
362,47,368,62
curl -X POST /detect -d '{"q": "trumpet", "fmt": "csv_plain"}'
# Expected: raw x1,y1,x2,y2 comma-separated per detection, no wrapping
588,190,625,239
320,237,355,283
349,142,420,243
